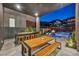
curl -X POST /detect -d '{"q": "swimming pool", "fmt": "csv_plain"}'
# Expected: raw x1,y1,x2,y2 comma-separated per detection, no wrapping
52,32,71,39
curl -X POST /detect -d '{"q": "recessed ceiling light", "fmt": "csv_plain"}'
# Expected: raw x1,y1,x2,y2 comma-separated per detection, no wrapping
35,12,38,16
16,4,21,10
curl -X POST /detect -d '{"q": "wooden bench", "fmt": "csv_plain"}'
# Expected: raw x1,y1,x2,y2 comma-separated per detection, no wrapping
34,42,61,56
17,36,25,44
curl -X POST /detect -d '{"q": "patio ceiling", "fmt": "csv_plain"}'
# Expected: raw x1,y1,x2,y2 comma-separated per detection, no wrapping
3,3,69,17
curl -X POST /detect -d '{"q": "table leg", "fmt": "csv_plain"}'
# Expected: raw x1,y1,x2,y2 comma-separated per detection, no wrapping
15,35,17,45
22,44,25,56
22,43,31,56
23,47,27,53
28,47,31,56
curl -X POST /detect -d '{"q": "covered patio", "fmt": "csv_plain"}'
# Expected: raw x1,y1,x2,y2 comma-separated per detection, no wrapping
0,3,79,56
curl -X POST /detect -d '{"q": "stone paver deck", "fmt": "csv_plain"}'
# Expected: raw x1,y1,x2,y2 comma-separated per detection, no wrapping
0,38,79,56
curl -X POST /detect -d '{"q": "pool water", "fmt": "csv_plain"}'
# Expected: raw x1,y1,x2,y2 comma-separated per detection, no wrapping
52,32,71,39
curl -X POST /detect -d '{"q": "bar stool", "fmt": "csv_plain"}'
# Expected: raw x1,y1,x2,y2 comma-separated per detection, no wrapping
25,35,30,40
31,34,34,39
33,34,35,38
29,35,32,39
34,34,36,38
36,34,38,37
18,35,25,44
35,34,37,38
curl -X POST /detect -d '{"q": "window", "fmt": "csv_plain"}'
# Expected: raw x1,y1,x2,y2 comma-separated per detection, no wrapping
9,18,15,27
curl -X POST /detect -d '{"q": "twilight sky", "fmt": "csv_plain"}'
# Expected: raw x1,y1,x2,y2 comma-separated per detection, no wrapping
40,3,75,22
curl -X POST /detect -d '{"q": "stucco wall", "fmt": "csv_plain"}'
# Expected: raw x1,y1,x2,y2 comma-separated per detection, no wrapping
4,8,35,28
0,4,4,49
4,8,35,38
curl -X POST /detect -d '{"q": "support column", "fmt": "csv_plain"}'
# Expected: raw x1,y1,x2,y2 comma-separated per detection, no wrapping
76,4,79,51
36,16,40,32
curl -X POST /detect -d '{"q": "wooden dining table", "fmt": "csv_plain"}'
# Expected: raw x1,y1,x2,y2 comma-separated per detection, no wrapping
21,36,53,56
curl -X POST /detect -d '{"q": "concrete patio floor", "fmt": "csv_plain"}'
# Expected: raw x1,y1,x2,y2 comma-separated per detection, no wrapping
0,38,79,56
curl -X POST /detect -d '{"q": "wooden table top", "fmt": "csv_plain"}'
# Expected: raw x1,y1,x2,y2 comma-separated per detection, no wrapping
24,36,53,49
